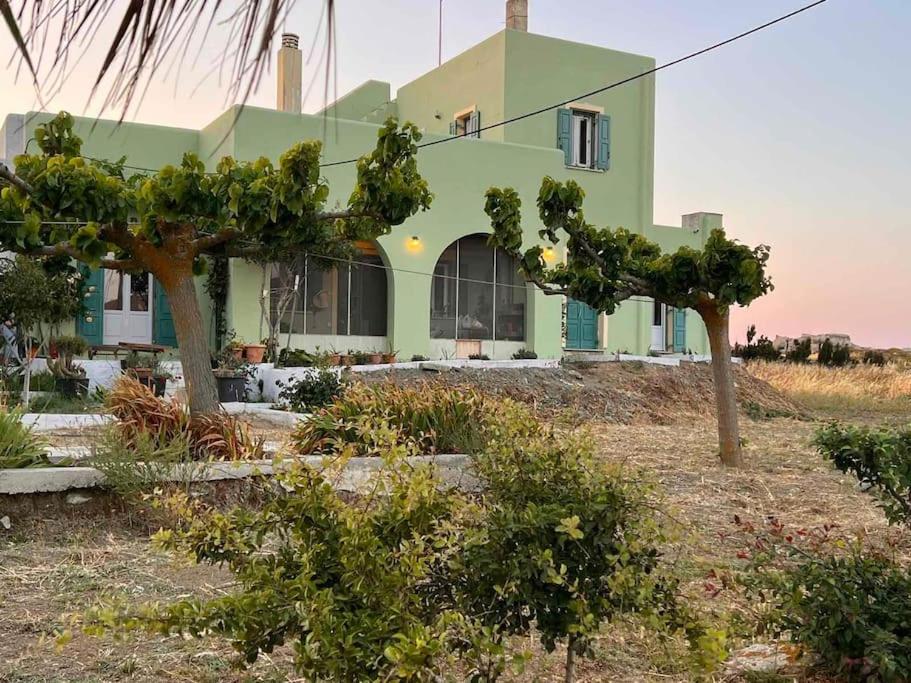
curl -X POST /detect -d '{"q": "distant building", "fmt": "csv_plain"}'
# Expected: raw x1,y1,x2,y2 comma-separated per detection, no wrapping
774,333,852,353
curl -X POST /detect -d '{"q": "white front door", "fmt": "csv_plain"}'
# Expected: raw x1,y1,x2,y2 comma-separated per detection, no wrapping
650,301,666,351
103,270,153,344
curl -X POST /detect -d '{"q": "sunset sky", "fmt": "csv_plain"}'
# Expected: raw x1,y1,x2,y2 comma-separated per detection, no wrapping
2,0,908,348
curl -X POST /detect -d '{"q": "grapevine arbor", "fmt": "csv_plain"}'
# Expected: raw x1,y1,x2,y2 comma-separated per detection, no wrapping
485,177,772,467
0,112,431,414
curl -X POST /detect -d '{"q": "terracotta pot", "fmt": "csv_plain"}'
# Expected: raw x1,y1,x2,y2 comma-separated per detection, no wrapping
367,352,383,365
340,354,355,367
381,353,396,364
327,353,342,366
244,344,266,364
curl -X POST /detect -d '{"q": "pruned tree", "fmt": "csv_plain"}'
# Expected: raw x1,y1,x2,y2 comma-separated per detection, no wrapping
0,112,432,415
485,177,772,467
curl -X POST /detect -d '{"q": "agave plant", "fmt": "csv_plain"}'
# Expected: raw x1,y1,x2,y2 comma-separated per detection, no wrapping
0,407,50,468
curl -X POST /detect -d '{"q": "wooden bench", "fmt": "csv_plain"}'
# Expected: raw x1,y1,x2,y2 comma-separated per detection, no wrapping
88,342,168,360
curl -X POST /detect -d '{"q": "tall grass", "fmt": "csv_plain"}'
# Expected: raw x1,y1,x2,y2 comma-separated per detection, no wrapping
748,361,911,413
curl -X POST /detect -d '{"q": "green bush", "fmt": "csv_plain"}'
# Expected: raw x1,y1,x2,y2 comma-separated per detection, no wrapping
290,383,535,456
468,353,490,361
79,415,722,681
738,519,911,682
735,424,911,681
818,339,852,367
510,348,537,360
82,436,481,681
814,422,911,525
458,429,726,678
275,369,343,412
0,407,51,468
91,427,201,497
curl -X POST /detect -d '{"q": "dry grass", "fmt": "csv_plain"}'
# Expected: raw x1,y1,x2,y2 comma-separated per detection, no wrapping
747,361,911,418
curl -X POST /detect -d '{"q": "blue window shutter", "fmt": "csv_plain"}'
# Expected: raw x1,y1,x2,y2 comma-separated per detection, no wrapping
449,120,457,136
469,110,481,138
76,267,103,345
153,279,178,347
556,108,572,165
674,308,687,350
596,114,611,170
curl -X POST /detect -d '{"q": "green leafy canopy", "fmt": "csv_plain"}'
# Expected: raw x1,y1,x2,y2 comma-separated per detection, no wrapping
0,112,433,268
484,176,772,315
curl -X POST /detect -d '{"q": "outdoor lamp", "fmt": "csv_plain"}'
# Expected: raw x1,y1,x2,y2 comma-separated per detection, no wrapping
543,246,556,262
407,235,423,253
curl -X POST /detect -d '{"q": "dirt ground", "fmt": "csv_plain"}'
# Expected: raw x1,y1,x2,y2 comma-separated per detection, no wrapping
1,363,908,682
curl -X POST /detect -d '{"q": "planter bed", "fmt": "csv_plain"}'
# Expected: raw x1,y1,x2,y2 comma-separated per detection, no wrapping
0,454,475,496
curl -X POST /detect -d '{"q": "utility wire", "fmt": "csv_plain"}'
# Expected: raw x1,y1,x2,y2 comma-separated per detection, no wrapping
61,0,825,175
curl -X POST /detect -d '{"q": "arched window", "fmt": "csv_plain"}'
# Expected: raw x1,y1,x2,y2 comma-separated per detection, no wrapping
270,243,388,337
430,234,526,341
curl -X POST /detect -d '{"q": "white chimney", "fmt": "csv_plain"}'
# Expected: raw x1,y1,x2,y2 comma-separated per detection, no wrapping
277,33,302,114
506,0,528,31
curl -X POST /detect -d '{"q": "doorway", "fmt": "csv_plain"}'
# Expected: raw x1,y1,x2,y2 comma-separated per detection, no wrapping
103,270,153,344
650,300,666,352
566,299,598,350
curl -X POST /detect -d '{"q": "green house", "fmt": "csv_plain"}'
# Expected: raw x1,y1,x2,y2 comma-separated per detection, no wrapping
1,2,717,360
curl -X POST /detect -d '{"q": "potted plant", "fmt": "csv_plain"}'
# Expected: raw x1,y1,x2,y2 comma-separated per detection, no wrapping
351,350,370,366
244,341,267,364
47,335,89,398
145,361,172,397
227,335,245,361
212,345,248,402
382,347,398,364
122,351,154,381
367,350,383,365
340,351,355,367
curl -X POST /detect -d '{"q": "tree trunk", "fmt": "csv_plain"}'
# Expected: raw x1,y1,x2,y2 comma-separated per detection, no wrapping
160,271,220,416
699,305,743,468
564,636,576,683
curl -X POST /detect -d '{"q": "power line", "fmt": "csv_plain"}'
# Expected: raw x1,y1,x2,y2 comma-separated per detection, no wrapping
321,0,828,167
62,0,825,174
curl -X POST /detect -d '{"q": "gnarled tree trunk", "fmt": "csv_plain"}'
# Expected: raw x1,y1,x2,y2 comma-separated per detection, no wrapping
697,304,743,468
156,266,220,416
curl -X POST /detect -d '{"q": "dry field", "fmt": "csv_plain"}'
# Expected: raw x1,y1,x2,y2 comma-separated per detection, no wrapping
1,361,909,682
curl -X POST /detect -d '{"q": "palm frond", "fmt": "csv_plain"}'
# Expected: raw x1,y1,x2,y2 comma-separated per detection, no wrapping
4,0,335,121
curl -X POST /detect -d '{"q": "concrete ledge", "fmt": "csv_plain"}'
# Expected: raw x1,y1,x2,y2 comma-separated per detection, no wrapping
221,402,308,427
0,454,475,495
22,413,113,432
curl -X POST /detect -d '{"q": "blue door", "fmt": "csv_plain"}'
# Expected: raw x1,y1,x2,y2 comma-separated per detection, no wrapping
566,299,598,350
673,308,687,351
152,280,178,347
77,267,104,345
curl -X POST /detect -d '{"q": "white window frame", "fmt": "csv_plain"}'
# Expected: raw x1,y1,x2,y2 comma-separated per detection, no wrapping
571,110,597,169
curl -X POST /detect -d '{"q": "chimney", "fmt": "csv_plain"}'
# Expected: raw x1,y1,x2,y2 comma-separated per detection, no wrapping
277,32,302,114
506,0,528,31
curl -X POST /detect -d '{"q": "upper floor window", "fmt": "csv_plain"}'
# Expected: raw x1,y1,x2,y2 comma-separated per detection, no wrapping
450,108,481,139
557,107,610,171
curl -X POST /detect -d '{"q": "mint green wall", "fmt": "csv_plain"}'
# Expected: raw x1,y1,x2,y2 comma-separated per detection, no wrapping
320,80,393,122
25,111,198,166
396,32,506,142
222,105,564,360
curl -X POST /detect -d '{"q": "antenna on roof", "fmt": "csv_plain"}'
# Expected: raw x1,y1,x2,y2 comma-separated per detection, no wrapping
438,0,443,66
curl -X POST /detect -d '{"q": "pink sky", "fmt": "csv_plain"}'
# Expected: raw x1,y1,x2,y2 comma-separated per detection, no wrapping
2,1,908,349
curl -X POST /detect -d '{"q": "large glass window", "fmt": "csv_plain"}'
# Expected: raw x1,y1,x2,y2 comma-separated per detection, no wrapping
270,244,387,337
430,234,526,342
